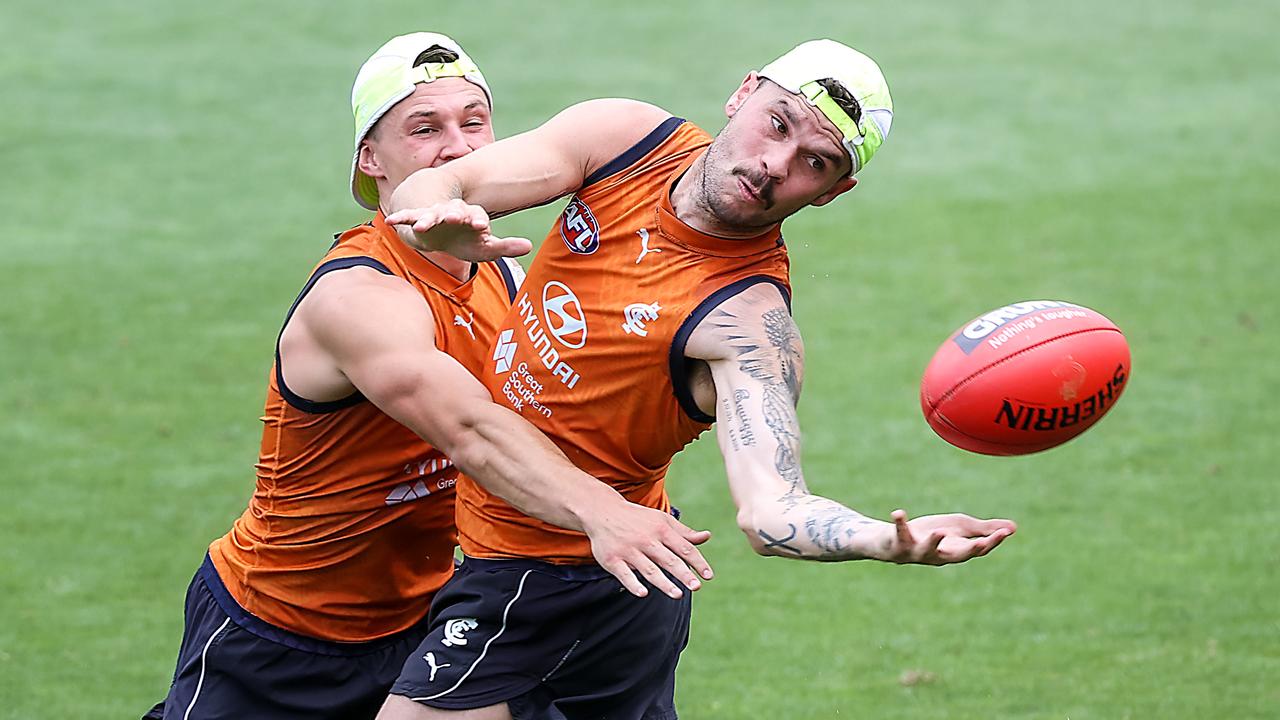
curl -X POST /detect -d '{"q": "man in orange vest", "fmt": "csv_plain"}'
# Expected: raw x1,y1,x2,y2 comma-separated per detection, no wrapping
145,32,713,720
378,39,1016,719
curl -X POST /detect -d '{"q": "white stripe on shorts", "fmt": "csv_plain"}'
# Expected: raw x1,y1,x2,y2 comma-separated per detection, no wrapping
413,569,533,701
183,616,231,720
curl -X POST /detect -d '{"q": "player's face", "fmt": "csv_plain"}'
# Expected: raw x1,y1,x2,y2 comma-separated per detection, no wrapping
360,78,493,197
698,76,856,231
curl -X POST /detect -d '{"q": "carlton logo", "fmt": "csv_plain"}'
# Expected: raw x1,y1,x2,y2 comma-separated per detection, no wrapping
542,281,587,348
560,198,600,254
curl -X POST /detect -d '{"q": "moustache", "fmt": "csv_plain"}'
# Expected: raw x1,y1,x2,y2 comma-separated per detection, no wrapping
733,168,773,205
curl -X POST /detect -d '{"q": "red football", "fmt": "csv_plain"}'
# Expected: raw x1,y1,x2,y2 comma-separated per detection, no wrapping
920,300,1131,455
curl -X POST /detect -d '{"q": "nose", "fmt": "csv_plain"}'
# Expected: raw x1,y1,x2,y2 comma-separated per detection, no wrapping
760,144,791,184
433,125,473,165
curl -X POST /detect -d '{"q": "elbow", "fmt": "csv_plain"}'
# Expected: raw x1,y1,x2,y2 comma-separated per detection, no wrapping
735,504,773,556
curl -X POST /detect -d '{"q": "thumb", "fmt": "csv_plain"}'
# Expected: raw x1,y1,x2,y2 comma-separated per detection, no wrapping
483,236,534,259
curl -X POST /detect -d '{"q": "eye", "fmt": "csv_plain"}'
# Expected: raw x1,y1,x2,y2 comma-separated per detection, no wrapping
771,115,787,135
412,126,437,135
807,156,825,171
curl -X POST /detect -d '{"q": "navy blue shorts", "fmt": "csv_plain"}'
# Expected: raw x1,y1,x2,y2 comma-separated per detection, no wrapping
391,556,691,720
144,556,432,720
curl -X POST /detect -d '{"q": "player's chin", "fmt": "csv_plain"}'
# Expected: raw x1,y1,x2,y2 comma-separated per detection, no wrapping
711,197,777,229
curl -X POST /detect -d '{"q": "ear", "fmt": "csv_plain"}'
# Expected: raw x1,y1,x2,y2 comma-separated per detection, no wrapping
724,72,762,119
357,141,386,179
809,176,858,207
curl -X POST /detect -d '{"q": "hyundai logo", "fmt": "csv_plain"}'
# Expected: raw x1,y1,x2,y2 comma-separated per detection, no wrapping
542,281,587,348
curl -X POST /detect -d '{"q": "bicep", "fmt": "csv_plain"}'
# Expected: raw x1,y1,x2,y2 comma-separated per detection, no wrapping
303,271,491,440
687,284,808,507
449,99,673,214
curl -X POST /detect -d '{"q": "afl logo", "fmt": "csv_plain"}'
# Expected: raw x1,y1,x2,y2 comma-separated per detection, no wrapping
560,198,600,254
542,281,587,348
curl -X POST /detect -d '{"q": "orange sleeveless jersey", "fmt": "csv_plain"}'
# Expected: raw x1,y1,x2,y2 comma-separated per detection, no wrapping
208,214,523,642
460,118,792,563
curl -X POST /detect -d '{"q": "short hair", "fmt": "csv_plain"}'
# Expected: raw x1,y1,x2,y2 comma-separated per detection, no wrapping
365,45,463,141
815,77,863,129
414,45,460,66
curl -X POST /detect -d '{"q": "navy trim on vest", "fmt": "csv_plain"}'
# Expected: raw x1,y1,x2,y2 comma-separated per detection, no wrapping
581,116,686,189
668,277,793,423
198,554,429,657
494,259,519,302
275,256,394,414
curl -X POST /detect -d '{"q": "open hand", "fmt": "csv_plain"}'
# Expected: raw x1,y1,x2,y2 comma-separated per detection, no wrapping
386,200,532,262
583,503,715,600
881,509,1016,566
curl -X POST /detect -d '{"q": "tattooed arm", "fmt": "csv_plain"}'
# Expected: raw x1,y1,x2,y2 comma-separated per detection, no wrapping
684,283,1017,565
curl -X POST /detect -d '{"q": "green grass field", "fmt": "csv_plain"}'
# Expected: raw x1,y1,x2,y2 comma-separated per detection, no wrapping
2,1,1277,717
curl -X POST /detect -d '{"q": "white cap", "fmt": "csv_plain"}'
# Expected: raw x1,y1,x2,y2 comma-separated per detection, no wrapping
349,32,492,210
758,39,893,175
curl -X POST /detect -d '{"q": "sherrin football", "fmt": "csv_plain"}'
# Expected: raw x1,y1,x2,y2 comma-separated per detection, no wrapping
920,300,1131,456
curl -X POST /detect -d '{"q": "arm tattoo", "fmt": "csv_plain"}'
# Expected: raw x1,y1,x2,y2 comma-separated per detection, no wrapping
712,307,806,494
787,495,879,560
757,524,803,555
804,509,878,556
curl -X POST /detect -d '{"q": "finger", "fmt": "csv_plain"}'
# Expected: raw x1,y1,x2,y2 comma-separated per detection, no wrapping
649,543,703,593
600,558,649,599
631,553,685,600
976,528,1014,556
923,530,945,559
480,236,533,259
661,528,714,583
892,509,913,546
435,207,474,227
463,205,492,232
968,517,1018,535
384,209,422,226
664,518,714,578
411,211,446,233
683,529,712,546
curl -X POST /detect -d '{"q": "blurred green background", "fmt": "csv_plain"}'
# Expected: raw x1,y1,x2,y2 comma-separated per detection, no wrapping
2,1,1276,717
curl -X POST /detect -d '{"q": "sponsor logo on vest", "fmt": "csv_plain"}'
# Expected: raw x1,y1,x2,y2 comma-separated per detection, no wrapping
501,361,554,418
387,457,457,504
952,300,1086,355
542,281,587,348
516,293,582,388
994,363,1127,432
493,329,517,373
441,618,479,647
621,301,662,337
560,198,600,254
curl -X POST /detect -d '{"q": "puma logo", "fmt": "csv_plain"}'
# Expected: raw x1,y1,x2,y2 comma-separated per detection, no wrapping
423,652,451,682
454,312,475,340
635,228,662,264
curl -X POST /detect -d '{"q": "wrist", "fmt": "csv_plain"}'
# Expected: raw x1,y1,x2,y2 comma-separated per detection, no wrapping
568,477,628,535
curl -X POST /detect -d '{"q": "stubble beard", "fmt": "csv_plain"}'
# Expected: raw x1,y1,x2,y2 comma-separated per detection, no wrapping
695,145,779,234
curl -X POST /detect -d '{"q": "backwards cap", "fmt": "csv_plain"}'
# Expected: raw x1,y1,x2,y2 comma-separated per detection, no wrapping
349,32,492,210
758,39,893,175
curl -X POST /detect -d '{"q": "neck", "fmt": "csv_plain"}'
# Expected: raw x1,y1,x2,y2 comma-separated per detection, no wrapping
376,201,473,282
669,153,781,240
419,250,473,282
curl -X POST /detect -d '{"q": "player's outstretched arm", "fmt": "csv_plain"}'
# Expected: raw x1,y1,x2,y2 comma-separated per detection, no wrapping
296,268,713,597
683,283,1015,565
384,99,672,259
